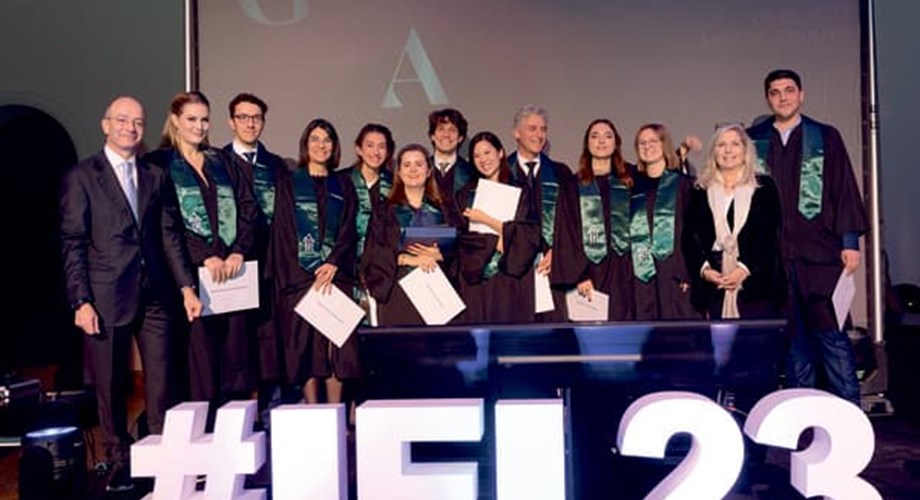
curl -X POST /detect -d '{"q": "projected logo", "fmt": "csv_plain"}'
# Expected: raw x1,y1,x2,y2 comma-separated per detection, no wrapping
239,0,309,26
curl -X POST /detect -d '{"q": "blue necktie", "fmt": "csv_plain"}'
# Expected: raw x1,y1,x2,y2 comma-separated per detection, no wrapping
121,161,138,219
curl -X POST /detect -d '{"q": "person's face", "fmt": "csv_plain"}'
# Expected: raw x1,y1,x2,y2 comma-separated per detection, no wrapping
766,78,804,121
398,150,430,189
430,121,463,155
587,122,616,160
357,132,388,170
637,128,664,165
472,140,504,181
715,129,745,172
514,113,547,158
228,101,264,147
307,126,333,165
101,97,145,157
171,102,210,147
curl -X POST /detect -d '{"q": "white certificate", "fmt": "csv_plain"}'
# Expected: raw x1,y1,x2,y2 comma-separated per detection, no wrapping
832,270,856,331
534,253,555,314
295,284,366,347
398,266,466,325
565,289,609,322
470,179,522,235
198,260,260,316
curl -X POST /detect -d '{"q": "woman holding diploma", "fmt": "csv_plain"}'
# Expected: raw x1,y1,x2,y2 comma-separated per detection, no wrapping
362,143,461,326
146,91,258,408
682,124,785,319
270,119,359,404
456,132,541,323
630,124,699,320
552,118,636,321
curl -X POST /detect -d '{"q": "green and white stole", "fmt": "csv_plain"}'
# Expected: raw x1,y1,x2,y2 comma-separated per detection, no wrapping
578,176,630,263
251,157,276,224
292,170,344,273
750,116,824,220
629,171,679,283
169,150,238,246
352,168,392,259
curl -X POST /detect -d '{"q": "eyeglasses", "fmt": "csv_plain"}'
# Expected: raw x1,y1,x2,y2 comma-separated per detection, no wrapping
637,139,661,147
233,114,264,124
107,116,146,129
308,136,334,145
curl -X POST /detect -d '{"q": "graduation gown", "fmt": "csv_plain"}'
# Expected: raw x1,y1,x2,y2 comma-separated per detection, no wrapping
632,171,700,320
508,152,573,322
222,142,287,382
432,155,474,209
145,146,259,401
682,175,786,319
455,180,541,324
362,198,461,326
747,117,868,330
270,170,360,383
552,174,636,321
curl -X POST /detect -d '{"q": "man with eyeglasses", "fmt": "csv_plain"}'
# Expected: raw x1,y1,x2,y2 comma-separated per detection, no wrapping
222,93,287,423
60,96,202,492
747,69,869,406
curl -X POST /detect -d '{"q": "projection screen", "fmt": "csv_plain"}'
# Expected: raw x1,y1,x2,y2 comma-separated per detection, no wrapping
196,0,867,323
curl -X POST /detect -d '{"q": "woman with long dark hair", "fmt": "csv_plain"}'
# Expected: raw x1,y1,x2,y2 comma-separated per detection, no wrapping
361,143,461,326
269,118,359,404
456,132,541,323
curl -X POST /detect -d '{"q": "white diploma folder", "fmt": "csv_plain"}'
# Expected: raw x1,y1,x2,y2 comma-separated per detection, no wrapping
469,179,522,235
534,253,555,314
295,284,366,348
832,270,856,331
198,260,259,316
398,266,466,325
565,289,610,322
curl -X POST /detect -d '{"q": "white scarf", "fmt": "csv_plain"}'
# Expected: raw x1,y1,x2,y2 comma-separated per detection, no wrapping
706,183,754,318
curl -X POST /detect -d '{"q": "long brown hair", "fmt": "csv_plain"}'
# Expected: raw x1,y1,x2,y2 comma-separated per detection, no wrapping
634,123,680,173
577,118,631,188
468,131,511,184
388,143,443,208
159,90,210,149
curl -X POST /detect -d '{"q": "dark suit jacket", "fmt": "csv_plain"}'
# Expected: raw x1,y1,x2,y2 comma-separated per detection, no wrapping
681,175,786,316
60,151,195,327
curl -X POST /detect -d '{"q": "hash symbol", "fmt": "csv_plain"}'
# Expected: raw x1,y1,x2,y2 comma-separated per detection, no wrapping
131,401,267,499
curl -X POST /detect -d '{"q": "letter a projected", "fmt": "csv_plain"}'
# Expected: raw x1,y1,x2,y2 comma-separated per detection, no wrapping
382,27,448,108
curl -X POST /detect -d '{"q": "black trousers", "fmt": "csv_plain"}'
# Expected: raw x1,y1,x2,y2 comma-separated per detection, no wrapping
187,312,254,404
83,301,172,466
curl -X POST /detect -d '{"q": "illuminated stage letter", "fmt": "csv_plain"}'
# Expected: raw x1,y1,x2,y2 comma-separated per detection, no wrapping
382,27,449,108
495,400,565,500
744,389,881,500
617,392,744,500
239,0,309,26
271,404,346,500
356,399,483,500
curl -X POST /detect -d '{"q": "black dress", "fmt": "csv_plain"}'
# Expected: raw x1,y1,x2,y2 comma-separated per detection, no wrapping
361,198,461,326
455,181,541,324
269,169,361,383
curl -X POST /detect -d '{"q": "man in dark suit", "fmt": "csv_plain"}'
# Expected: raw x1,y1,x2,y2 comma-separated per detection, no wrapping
60,96,201,491
507,104,572,322
222,93,287,419
428,108,473,207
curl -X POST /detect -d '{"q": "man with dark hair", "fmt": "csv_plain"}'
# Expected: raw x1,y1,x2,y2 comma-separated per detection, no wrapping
747,69,869,405
60,96,201,491
223,93,287,416
428,108,474,205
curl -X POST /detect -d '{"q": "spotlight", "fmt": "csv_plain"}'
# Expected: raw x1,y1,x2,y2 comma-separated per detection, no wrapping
19,425,86,499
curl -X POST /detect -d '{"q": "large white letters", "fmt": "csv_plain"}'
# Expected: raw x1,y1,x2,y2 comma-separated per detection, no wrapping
382,27,449,108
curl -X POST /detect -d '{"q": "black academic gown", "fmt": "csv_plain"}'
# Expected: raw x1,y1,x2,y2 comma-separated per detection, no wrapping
632,171,700,320
552,174,636,321
432,155,474,209
747,117,868,331
508,151,573,322
682,175,786,319
362,198,461,326
270,170,360,383
145,146,259,403
222,142,287,382
455,180,541,324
